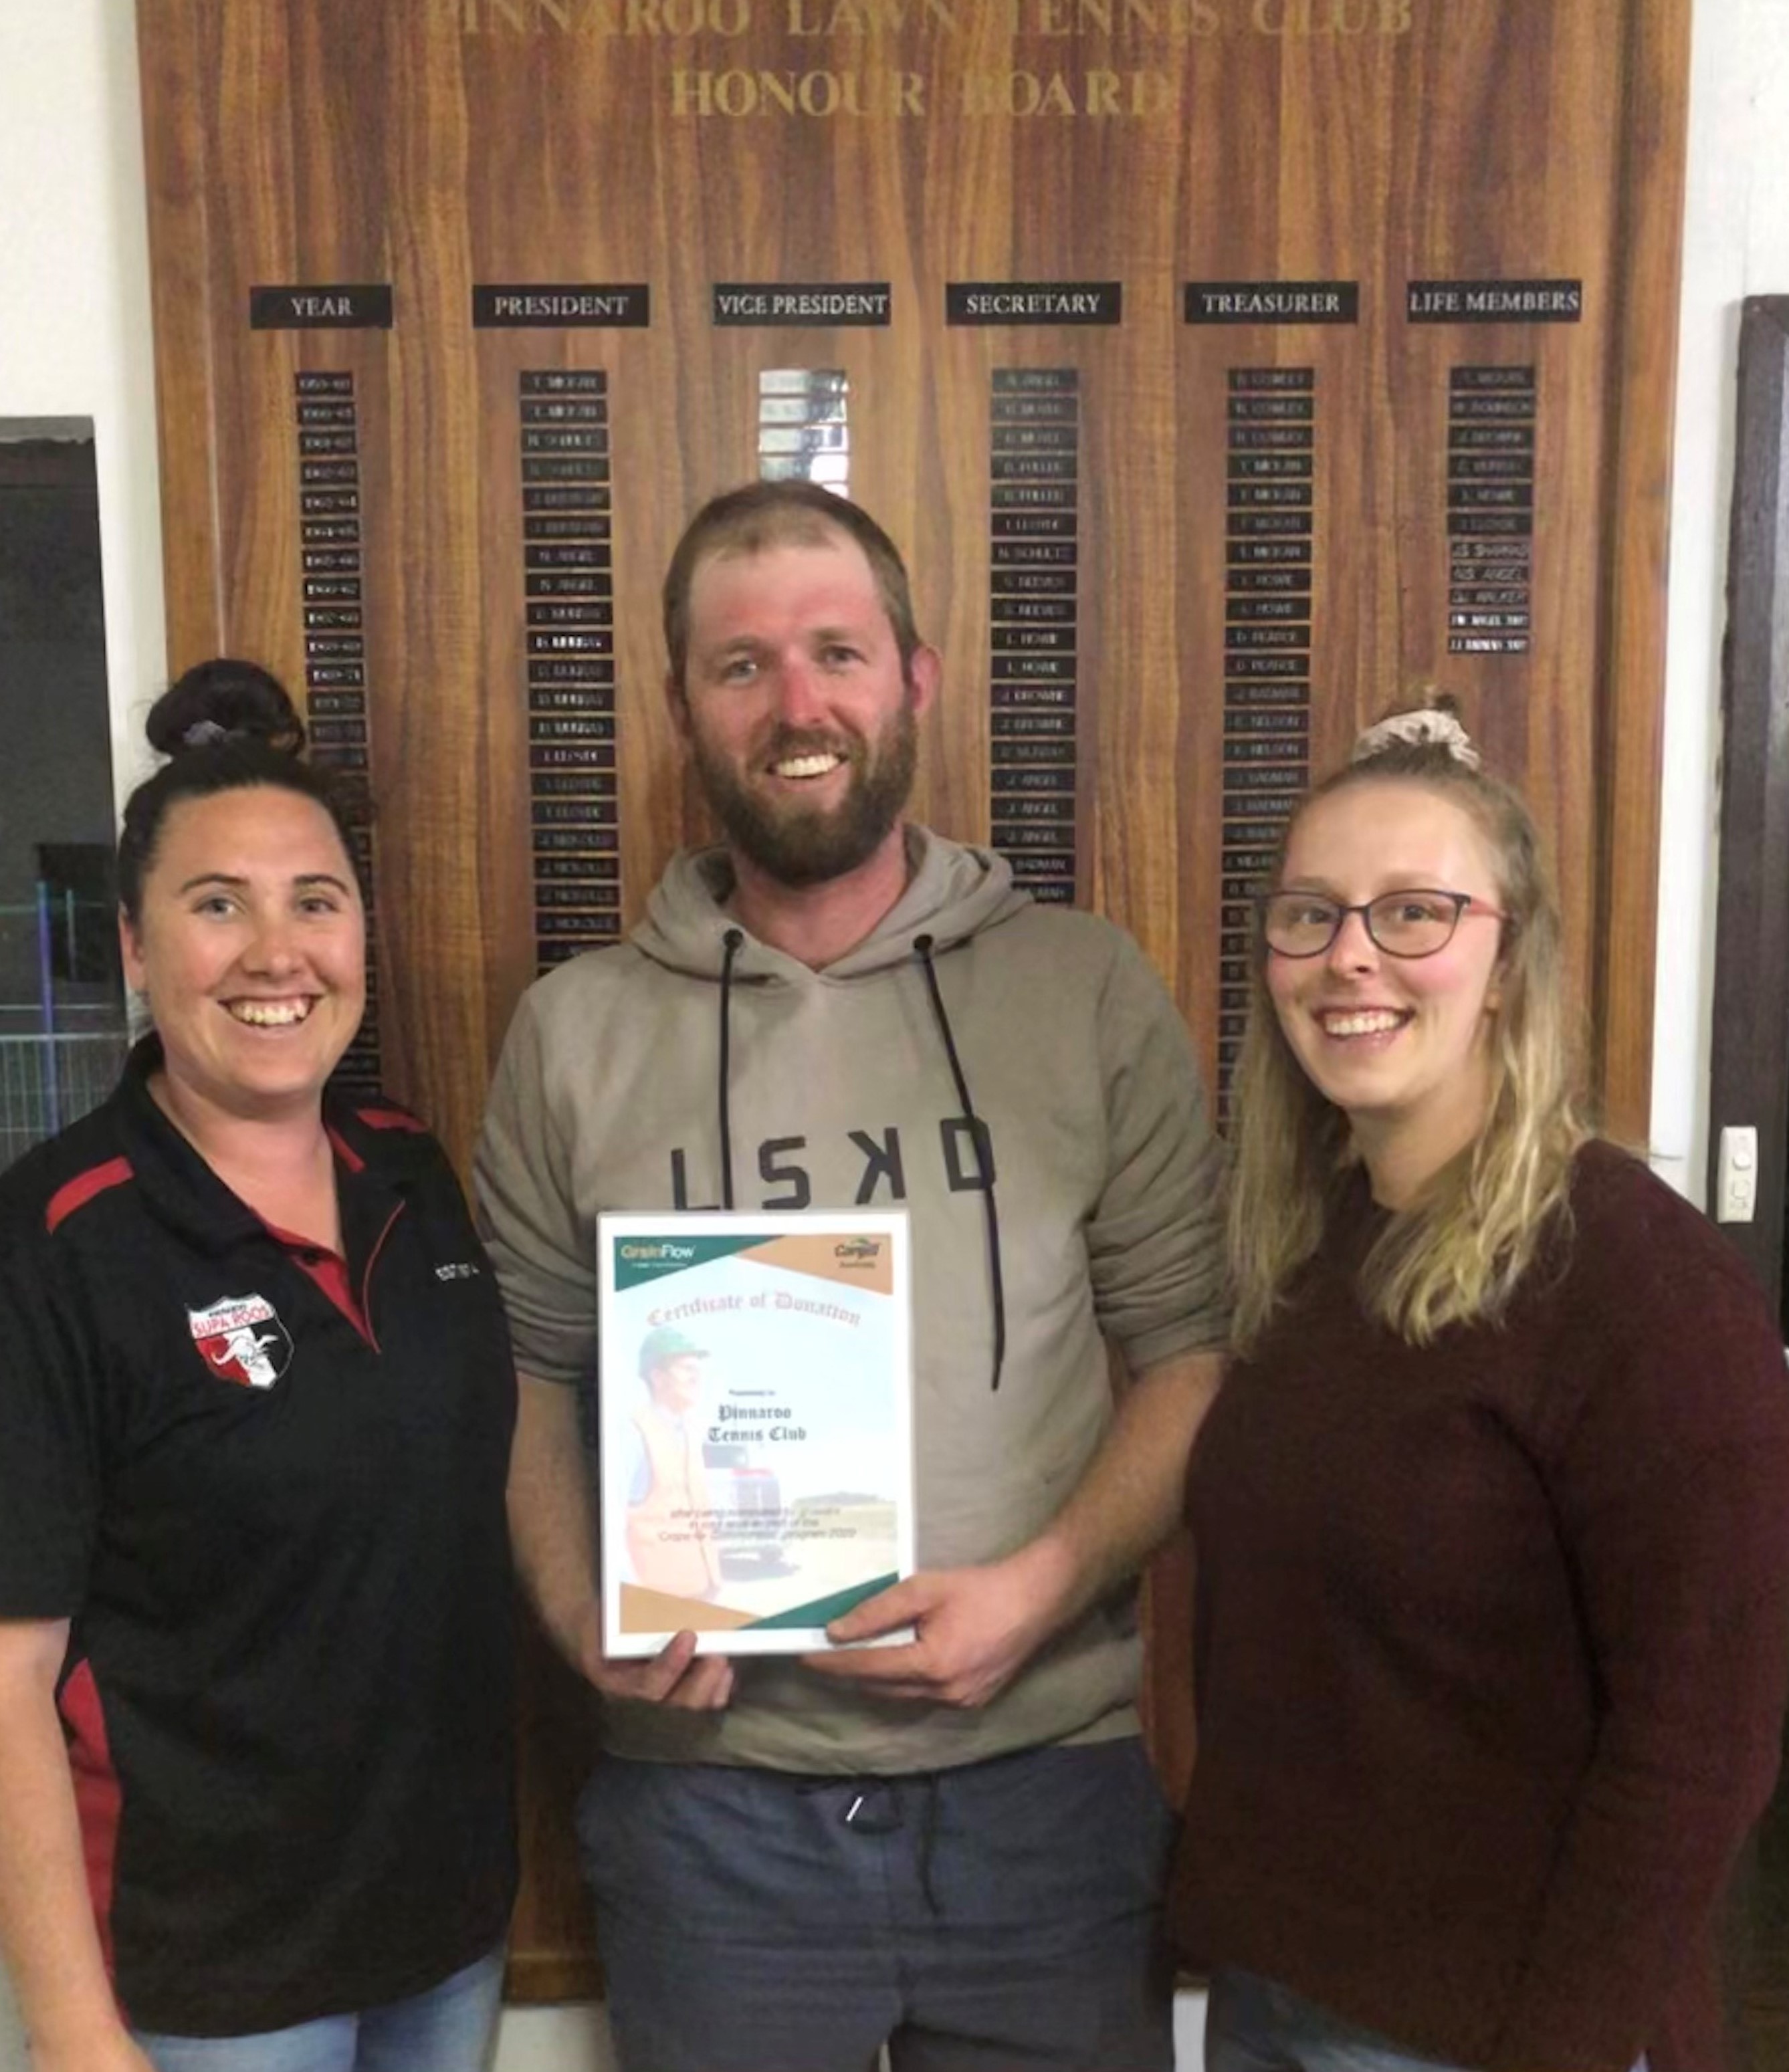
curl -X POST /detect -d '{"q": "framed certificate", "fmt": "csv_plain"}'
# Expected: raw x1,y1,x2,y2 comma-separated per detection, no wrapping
595,1210,914,1656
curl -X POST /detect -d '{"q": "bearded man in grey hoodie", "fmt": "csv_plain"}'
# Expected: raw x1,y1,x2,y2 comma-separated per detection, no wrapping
476,481,1229,2072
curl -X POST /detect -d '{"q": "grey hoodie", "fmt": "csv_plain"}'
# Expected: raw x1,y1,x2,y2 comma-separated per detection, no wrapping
476,828,1228,1773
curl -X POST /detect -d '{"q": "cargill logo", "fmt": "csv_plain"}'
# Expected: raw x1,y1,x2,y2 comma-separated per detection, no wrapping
834,1238,881,1265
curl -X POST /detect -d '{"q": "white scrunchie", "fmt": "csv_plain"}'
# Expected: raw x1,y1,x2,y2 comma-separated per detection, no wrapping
1351,708,1481,770
181,719,229,749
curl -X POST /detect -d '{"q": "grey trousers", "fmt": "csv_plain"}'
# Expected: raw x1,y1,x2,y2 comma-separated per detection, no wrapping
576,1737,1179,2072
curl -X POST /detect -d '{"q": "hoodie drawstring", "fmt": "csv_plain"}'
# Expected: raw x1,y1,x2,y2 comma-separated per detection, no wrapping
913,933,1007,1393
718,927,744,1211
796,1772,944,1916
706,924,1007,1392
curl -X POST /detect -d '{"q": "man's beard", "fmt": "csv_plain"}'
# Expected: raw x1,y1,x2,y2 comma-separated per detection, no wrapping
692,696,919,888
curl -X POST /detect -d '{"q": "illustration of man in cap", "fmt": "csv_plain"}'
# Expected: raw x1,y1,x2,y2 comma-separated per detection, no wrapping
625,1325,722,1600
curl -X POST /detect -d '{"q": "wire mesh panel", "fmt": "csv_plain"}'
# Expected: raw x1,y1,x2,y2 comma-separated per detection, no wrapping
0,1034,127,1173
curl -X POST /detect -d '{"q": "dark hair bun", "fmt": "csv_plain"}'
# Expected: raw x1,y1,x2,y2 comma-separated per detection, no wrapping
146,658,306,760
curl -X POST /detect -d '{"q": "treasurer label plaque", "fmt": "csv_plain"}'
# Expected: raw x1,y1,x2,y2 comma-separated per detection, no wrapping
1184,281,1359,325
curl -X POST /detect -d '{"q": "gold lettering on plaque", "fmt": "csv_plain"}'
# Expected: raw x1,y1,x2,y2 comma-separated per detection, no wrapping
453,0,753,30
453,0,1408,31
1252,0,1409,29
673,66,925,112
786,0,959,29
960,66,1171,114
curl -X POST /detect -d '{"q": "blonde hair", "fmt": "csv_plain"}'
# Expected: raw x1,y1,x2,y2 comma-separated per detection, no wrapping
1229,715,1589,1351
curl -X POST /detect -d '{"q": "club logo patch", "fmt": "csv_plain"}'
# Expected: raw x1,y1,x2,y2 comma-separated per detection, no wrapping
189,1294,294,1391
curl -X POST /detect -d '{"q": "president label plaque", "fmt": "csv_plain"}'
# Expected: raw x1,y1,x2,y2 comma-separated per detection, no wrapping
520,369,622,968
473,284,649,328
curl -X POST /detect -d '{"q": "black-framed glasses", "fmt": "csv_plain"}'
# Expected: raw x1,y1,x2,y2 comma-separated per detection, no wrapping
1259,888,1507,960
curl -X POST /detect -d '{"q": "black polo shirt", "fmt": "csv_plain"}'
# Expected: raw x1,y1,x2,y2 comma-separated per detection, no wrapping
0,1039,517,2036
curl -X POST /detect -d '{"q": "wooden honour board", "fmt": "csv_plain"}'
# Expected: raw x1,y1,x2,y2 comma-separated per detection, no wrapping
138,0,1688,1997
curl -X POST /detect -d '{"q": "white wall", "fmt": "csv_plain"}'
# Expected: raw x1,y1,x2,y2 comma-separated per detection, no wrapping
1,0,1784,2065
0,0,167,823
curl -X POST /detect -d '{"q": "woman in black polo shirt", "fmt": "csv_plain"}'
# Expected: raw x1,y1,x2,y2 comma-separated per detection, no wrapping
0,663,516,2072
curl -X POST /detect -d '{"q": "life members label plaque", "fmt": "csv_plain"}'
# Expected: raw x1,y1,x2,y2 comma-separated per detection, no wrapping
1217,366,1318,1107
988,369,1079,907
520,369,621,969
293,370,381,1091
1447,366,1535,657
1407,279,1582,324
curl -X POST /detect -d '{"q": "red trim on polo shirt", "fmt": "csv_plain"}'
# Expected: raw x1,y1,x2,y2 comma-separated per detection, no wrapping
325,1125,366,1174
261,1221,372,1343
60,1660,122,1980
354,1106,427,1135
45,1157,134,1235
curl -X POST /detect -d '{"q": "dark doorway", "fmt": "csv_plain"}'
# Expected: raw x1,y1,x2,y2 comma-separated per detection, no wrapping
0,422,127,1169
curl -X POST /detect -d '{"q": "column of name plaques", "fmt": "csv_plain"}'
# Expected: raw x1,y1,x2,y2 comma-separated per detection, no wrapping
295,370,381,1090
988,369,1079,905
758,368,851,491
1447,366,1535,657
520,370,619,969
1218,367,1317,1107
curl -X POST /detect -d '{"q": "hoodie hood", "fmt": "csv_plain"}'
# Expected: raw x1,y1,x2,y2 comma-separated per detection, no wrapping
631,826,1032,984
630,828,1029,1370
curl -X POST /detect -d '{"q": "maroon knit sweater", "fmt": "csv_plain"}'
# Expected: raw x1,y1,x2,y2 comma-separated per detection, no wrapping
1171,1143,1789,2072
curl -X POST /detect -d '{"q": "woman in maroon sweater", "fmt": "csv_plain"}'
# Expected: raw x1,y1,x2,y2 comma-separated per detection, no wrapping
1172,705,1789,2072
